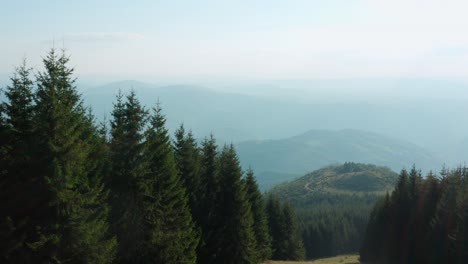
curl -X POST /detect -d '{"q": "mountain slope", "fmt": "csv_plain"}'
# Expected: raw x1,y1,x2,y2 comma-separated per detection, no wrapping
236,129,440,189
269,163,398,207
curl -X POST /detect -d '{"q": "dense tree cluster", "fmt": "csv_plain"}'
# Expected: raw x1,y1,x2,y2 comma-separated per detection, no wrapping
0,50,303,263
299,205,370,259
266,195,305,260
0,53,116,263
360,166,468,264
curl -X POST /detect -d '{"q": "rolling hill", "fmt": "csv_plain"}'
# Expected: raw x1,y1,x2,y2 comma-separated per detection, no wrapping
236,129,440,190
269,162,399,207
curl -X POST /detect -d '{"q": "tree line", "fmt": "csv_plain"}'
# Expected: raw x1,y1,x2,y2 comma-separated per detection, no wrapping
360,166,468,264
0,50,304,263
299,204,370,259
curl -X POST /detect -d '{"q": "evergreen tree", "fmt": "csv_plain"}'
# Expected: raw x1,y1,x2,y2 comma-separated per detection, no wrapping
173,125,202,225
0,60,37,262
266,195,305,261
143,103,198,263
0,88,6,178
428,168,462,264
197,135,221,264
108,90,148,263
266,194,286,260
244,168,272,261
216,145,257,263
5,49,116,263
282,203,306,260
453,170,468,264
359,193,392,263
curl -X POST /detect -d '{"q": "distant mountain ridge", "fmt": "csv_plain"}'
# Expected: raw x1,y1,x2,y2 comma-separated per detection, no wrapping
236,129,440,189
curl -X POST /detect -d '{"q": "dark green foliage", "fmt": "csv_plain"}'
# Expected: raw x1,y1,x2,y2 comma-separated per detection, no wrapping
244,168,272,262
298,204,370,259
173,125,202,225
266,195,285,259
33,49,116,263
360,166,468,264
266,195,305,261
0,60,37,262
197,135,221,263
215,145,257,263
282,203,306,260
143,104,198,263
108,90,148,263
0,50,116,263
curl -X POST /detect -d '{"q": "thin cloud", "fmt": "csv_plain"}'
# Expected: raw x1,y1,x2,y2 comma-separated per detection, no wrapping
65,32,145,42
41,32,145,45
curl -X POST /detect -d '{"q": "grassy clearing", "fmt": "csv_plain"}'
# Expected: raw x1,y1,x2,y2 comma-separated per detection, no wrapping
266,254,360,264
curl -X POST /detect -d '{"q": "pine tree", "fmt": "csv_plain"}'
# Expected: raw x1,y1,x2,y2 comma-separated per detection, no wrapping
0,89,6,178
266,194,285,260
0,60,37,262
282,203,305,260
108,90,148,263
197,135,221,263
143,103,198,263
266,195,304,261
429,168,463,264
453,169,468,264
244,168,272,261
360,193,392,263
216,145,257,263
173,125,202,225
14,49,116,263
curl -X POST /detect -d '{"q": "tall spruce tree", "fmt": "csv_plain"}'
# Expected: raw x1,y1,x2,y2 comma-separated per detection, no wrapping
453,169,468,264
266,195,304,261
197,135,221,264
282,203,305,261
108,90,148,263
244,168,272,262
173,125,202,225
0,88,6,178
266,195,286,260
216,145,257,264
0,60,37,262
143,103,198,263
15,49,116,263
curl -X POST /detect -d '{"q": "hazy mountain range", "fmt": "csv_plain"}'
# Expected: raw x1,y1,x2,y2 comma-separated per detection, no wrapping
77,79,466,189
236,129,439,190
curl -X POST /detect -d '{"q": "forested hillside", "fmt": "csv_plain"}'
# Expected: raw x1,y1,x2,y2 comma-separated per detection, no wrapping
0,50,304,263
270,163,398,259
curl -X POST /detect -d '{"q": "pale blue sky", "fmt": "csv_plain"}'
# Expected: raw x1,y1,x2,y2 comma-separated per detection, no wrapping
2,0,468,82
